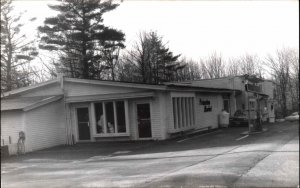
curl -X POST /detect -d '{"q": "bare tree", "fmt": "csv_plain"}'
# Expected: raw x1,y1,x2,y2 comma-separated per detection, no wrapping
288,49,299,111
202,52,225,79
240,54,264,77
1,0,38,93
226,57,242,76
264,48,294,117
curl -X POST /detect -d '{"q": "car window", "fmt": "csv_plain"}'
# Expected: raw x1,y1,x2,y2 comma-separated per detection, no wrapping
291,112,299,116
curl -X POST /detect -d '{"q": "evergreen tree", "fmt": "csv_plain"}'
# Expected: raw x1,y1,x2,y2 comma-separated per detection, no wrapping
125,31,182,84
38,0,125,79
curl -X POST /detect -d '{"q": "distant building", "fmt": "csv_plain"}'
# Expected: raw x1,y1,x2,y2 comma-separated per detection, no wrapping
168,75,275,121
1,75,274,155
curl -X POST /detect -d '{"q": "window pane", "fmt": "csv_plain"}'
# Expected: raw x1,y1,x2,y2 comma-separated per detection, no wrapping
224,100,230,113
105,102,115,133
191,98,195,125
116,101,126,133
177,98,181,128
172,98,177,129
94,103,104,133
186,98,190,127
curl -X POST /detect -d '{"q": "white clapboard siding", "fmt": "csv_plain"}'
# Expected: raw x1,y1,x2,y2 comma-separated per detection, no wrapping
150,93,163,140
64,82,145,97
1,111,24,146
165,92,174,138
158,92,170,140
195,94,223,129
25,99,66,152
128,100,137,140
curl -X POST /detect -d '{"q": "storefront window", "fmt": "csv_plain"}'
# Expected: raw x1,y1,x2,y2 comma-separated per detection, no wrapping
116,101,126,133
105,102,115,133
94,100,128,135
95,103,104,133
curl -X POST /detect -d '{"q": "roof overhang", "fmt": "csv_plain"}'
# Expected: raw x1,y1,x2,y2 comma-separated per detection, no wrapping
166,84,239,93
65,91,155,103
2,78,61,98
1,95,63,112
64,78,167,90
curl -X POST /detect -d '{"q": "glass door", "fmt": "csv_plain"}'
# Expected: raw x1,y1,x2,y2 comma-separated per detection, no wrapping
76,107,91,140
137,103,152,138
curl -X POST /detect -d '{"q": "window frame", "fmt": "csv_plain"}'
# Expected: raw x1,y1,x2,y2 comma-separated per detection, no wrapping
92,100,130,137
171,96,196,132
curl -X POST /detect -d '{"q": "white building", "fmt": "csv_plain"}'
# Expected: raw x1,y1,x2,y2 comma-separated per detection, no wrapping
1,75,274,155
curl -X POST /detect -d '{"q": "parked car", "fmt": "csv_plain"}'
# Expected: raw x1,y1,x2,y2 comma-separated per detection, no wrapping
285,112,299,122
230,110,249,127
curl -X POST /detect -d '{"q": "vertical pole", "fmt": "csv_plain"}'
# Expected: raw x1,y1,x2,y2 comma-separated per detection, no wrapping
247,91,251,134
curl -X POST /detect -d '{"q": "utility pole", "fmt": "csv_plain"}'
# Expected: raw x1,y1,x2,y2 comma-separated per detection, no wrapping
245,79,251,134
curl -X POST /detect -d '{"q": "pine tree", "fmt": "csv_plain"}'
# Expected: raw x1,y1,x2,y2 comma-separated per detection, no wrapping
38,0,125,79
125,31,182,84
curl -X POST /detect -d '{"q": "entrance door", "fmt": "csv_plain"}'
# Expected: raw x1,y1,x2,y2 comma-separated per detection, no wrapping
137,103,152,138
76,107,91,140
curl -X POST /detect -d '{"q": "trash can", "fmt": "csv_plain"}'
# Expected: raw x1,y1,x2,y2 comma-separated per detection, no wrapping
219,110,230,128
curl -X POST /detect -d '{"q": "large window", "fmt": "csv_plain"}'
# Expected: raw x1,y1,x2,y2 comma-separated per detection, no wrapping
105,102,115,133
95,103,104,133
172,97,195,130
94,101,127,134
116,101,126,133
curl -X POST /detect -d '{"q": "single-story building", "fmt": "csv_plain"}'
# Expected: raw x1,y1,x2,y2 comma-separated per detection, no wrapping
1,76,238,155
1,75,274,155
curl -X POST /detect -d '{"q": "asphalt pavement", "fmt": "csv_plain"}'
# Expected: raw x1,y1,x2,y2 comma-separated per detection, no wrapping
1,121,299,188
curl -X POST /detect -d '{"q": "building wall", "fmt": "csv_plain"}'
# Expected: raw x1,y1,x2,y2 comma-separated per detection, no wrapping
195,93,223,129
261,81,274,98
25,99,66,152
1,111,25,155
190,77,244,91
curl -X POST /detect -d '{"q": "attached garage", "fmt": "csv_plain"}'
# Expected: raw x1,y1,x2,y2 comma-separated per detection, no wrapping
1,96,65,154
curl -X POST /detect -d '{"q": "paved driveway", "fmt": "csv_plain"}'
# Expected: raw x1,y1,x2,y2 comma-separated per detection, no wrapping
1,122,299,188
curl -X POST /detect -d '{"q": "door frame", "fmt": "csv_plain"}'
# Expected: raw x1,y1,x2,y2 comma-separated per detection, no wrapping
73,103,93,142
135,100,153,140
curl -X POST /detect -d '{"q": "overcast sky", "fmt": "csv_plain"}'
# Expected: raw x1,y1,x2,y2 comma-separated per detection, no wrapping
13,0,299,61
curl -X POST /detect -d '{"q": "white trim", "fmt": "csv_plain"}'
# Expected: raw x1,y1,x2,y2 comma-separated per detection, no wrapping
171,92,196,98
2,78,60,98
93,133,130,137
89,103,96,142
103,102,107,134
65,92,155,103
23,96,63,111
113,101,118,133
64,77,167,90
125,100,130,135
